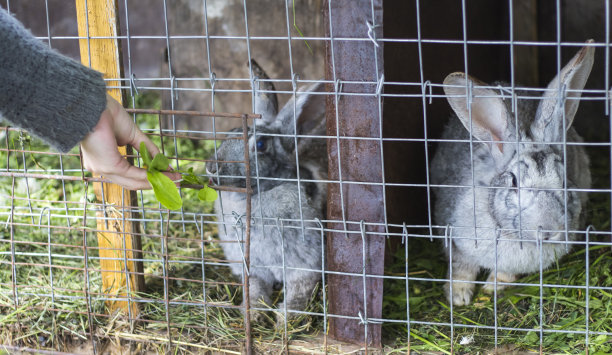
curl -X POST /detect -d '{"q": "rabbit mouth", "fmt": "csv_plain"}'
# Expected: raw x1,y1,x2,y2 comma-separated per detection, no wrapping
205,167,216,186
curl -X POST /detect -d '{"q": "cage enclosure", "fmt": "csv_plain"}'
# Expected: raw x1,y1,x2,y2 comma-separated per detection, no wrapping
0,0,611,354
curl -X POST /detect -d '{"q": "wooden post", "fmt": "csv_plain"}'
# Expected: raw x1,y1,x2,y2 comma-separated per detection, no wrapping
75,0,143,316
325,0,385,347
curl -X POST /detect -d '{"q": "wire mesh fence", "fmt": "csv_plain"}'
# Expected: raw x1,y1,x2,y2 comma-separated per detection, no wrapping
1,0,612,354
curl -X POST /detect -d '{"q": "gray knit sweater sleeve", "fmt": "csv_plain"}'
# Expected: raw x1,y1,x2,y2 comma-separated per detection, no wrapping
0,8,107,153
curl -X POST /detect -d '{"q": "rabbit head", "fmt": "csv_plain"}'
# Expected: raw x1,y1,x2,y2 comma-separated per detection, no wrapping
206,60,326,190
442,42,594,241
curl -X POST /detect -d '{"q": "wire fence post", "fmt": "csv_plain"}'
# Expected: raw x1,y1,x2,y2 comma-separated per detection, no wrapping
75,0,143,316
325,0,385,347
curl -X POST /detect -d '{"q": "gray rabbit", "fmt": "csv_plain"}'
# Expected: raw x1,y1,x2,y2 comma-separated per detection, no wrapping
431,43,594,306
206,60,326,320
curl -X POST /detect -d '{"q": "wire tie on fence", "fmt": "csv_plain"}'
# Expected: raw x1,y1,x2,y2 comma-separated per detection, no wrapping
38,206,50,230
585,225,595,251
443,224,451,248
209,72,217,90
496,84,506,101
334,79,343,96
130,73,139,96
376,74,385,97
584,225,596,254
401,222,408,245
358,310,382,325
232,211,244,227
291,73,300,92
422,80,433,104
193,214,201,235
365,20,380,48
171,75,179,102
315,217,324,231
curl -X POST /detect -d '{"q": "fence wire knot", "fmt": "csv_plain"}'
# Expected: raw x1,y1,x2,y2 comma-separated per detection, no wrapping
334,78,343,95
443,224,452,248
130,73,139,96
358,310,382,325
291,73,300,92
376,75,385,96
170,75,179,101
421,80,433,104
209,72,217,89
365,20,380,47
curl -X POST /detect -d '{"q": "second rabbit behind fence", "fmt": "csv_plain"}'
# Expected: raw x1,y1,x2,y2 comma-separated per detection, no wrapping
206,60,327,322
431,43,594,306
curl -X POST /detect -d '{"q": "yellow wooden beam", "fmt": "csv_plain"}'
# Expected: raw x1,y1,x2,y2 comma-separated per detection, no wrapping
75,0,142,316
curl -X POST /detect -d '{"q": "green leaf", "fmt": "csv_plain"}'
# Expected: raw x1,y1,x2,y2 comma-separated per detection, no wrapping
181,171,201,185
151,153,170,171
140,142,152,168
198,186,218,202
147,171,182,210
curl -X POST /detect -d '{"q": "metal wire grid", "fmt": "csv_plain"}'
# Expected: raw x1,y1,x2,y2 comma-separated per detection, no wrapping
0,0,611,353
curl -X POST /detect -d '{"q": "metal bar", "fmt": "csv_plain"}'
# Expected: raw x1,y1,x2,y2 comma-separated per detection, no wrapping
241,114,253,354
126,108,260,119
325,0,384,347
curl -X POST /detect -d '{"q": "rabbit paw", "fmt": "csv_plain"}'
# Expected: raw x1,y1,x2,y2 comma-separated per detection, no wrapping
482,272,516,294
445,281,474,306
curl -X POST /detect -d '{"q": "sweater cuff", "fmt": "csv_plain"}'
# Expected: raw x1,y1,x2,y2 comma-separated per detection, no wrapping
27,57,108,153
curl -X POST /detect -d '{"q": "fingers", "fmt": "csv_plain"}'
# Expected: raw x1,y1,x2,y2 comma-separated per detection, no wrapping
131,126,161,160
103,167,151,190
108,99,164,166
84,96,182,190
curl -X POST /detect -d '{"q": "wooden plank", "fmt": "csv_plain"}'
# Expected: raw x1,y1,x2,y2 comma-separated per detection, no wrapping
513,0,539,86
324,0,384,347
75,0,143,316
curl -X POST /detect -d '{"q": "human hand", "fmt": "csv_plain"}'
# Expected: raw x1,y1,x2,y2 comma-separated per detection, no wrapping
80,95,180,190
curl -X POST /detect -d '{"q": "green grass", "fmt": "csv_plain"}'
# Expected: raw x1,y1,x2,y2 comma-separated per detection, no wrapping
382,239,612,354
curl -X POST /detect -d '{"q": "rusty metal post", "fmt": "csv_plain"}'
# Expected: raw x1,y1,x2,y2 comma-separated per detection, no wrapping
241,114,253,355
325,0,384,347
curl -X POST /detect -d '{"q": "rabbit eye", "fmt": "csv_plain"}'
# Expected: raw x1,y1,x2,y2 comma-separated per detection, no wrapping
256,138,266,152
509,173,517,188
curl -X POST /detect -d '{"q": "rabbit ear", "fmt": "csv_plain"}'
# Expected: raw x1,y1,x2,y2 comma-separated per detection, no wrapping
532,41,594,142
276,82,326,138
444,73,512,155
250,59,278,124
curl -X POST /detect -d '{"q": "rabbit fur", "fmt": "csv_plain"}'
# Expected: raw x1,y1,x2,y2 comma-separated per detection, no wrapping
431,43,594,306
206,60,327,319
